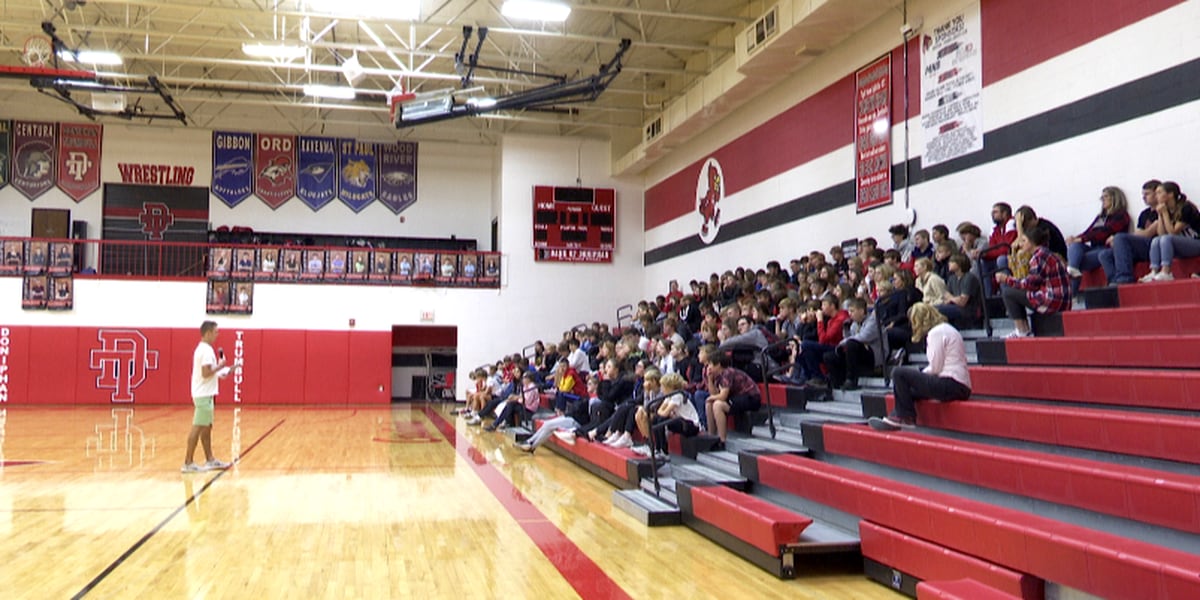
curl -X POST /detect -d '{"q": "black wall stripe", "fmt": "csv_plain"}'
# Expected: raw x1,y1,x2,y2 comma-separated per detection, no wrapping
645,55,1200,266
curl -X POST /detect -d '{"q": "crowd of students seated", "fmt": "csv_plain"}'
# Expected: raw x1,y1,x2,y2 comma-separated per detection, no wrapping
457,179,1196,447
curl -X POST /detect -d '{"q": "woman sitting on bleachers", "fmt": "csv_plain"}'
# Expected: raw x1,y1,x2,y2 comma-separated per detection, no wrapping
869,302,972,431
1141,181,1200,282
1065,186,1131,292
601,368,660,449
914,257,948,306
996,225,1072,338
634,373,701,460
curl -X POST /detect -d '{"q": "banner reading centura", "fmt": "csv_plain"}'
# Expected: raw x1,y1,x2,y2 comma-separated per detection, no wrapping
211,131,417,214
920,0,983,168
855,55,892,213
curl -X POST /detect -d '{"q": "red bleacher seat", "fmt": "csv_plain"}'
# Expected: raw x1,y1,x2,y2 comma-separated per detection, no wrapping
689,484,813,557
1003,335,1200,369
1062,304,1200,337
969,365,1200,411
861,520,1042,599
1117,275,1200,307
916,578,1024,600
824,423,1200,533
1079,256,1200,291
753,453,1200,599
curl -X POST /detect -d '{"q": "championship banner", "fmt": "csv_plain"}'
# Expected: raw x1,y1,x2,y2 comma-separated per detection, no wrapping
11,120,56,200
0,119,10,191
921,0,983,168
254,133,295,209
297,136,338,211
855,55,892,213
57,122,102,202
338,139,377,213
212,131,254,207
377,141,418,214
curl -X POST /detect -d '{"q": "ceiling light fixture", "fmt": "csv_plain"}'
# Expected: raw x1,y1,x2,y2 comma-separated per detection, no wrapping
242,42,307,60
59,49,123,66
501,0,571,22
303,84,356,100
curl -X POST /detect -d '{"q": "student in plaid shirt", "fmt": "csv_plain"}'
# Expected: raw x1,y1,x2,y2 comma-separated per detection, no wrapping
996,225,1072,338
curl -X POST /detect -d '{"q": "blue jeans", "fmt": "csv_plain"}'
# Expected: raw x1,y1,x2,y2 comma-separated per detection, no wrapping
1067,242,1105,294
1150,235,1200,270
981,255,1009,296
692,390,709,431
1100,233,1152,284
800,340,835,382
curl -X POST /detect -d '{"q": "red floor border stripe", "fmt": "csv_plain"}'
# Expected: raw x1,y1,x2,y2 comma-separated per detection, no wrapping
423,407,632,600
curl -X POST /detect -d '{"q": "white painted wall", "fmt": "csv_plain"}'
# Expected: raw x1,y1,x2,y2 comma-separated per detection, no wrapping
639,0,1200,292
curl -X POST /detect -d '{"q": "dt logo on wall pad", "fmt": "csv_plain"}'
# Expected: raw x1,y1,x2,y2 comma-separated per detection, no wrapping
695,157,724,244
89,330,160,403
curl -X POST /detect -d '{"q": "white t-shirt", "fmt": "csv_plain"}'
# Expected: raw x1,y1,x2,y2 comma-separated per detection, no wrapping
192,342,219,398
665,392,701,427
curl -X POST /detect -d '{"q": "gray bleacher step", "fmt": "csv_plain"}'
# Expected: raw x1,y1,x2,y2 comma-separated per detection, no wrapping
669,462,750,491
908,353,978,364
613,488,681,527
804,400,864,419
639,475,679,500
695,450,741,474
737,434,808,455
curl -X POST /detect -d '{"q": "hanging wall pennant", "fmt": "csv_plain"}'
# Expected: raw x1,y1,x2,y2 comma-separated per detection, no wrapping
11,120,56,200
337,138,376,213
212,131,254,207
57,122,102,202
297,135,338,211
377,141,418,215
254,133,295,209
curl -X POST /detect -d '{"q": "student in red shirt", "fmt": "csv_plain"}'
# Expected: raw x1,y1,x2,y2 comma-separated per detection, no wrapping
796,295,849,388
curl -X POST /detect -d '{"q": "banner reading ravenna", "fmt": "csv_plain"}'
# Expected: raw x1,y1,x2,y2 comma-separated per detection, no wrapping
11,121,56,200
212,131,254,207
57,122,102,202
254,133,295,209
338,139,376,213
920,0,983,168
376,141,418,214
297,136,338,211
855,55,892,213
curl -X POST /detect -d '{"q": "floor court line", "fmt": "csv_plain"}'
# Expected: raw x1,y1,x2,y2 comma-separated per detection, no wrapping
70,418,287,600
423,407,633,600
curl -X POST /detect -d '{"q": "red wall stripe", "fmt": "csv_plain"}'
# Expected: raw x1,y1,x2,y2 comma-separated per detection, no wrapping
644,0,1185,231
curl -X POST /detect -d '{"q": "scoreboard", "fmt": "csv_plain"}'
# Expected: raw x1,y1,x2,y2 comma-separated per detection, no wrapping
532,186,615,263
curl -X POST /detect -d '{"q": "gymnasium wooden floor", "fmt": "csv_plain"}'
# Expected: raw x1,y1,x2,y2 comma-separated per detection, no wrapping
0,404,900,599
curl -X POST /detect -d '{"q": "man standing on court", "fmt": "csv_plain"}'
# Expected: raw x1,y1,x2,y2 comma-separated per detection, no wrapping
182,320,235,473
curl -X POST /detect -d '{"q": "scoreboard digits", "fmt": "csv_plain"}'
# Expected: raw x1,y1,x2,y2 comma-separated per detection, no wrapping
532,186,616,263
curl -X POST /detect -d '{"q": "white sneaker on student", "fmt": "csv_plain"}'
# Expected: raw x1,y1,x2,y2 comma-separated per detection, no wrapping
632,445,652,457
553,430,576,445
602,431,620,445
1139,271,1158,283
203,459,231,471
1066,266,1082,278
609,432,633,448
1154,270,1175,281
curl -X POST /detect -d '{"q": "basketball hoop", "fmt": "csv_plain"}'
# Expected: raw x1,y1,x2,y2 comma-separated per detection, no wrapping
22,35,53,67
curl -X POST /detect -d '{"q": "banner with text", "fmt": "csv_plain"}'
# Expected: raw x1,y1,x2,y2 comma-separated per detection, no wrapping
921,0,983,168
855,55,892,213
338,139,377,213
297,136,338,211
11,120,56,200
254,133,295,209
377,141,418,214
56,122,102,202
212,131,254,207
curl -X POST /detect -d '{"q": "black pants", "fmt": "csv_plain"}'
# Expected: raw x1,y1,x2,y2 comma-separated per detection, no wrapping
480,395,506,421
608,402,640,435
1001,285,1035,321
822,340,875,387
891,367,971,420
650,416,700,452
495,401,530,427
576,402,615,438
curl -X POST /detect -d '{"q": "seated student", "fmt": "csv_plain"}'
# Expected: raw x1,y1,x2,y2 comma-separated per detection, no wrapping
633,372,700,460
703,352,762,450
938,253,985,329
718,315,773,381
932,241,954,280
978,203,1018,296
1015,205,1068,259
460,369,492,421
797,295,850,387
931,224,957,252
602,369,661,449
551,358,586,415
870,303,971,431
889,224,915,262
1141,181,1200,282
774,337,807,385
518,375,600,451
822,297,883,391
485,372,540,432
911,229,935,261
1065,186,1131,292
575,359,634,442
873,279,913,355
914,257,948,306
1099,179,1161,284
956,221,987,277
996,225,1072,338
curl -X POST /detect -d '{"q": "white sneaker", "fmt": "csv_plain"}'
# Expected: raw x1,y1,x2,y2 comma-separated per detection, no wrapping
553,430,576,445
1066,266,1082,278
1154,270,1175,281
1005,329,1031,339
631,445,652,457
1139,271,1158,283
602,431,620,445
181,463,203,473
202,459,231,471
609,432,633,448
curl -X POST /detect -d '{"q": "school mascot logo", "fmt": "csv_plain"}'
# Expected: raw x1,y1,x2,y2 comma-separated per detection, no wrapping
89,330,159,403
695,157,724,244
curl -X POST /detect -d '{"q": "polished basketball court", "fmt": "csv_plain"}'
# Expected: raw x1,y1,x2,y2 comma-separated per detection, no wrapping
0,404,898,599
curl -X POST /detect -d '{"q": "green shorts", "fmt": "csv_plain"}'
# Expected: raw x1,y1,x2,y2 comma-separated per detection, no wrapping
193,396,215,426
